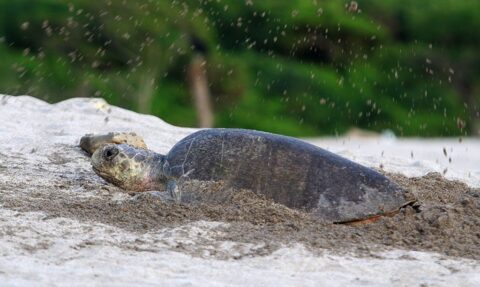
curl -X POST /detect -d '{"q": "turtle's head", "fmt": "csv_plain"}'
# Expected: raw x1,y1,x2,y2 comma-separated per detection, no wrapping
91,144,166,192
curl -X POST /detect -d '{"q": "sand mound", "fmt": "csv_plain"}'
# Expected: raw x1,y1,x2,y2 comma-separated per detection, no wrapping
2,155,479,259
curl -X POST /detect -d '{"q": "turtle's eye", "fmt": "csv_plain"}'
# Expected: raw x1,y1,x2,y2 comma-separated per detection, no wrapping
103,146,119,161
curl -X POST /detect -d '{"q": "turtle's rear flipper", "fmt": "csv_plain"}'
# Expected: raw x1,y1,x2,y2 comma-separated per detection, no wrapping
338,211,397,225
335,199,417,225
80,132,147,155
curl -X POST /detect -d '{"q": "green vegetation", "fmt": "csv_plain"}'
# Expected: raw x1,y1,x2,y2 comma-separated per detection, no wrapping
0,0,478,136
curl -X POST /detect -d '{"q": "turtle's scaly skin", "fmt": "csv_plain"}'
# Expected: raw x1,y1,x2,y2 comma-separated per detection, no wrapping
87,129,415,223
91,143,166,192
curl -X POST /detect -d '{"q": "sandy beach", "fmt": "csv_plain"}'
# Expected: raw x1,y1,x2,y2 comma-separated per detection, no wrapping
0,95,479,286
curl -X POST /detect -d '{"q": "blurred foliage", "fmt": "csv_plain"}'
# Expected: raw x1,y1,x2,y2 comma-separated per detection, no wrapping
0,0,478,136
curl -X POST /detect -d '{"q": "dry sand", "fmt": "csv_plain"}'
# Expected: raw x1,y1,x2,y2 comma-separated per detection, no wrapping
2,143,479,260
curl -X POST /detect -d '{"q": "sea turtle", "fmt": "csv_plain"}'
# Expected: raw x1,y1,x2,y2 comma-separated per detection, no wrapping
80,129,415,223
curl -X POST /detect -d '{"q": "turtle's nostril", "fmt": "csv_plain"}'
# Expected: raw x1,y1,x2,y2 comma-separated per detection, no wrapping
103,146,119,160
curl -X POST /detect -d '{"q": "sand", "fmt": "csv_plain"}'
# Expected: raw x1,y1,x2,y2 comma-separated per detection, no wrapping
1,95,479,286
1,148,479,260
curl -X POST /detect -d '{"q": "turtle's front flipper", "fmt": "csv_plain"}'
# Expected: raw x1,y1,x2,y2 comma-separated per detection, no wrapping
167,180,181,203
80,132,147,155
